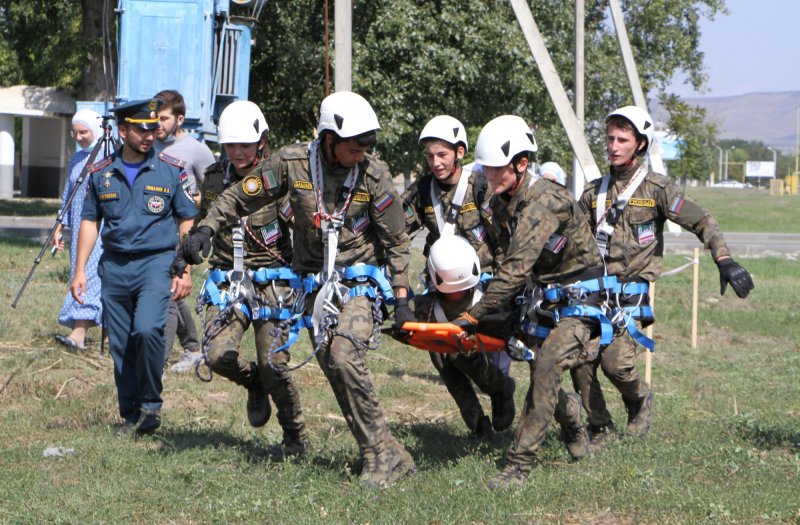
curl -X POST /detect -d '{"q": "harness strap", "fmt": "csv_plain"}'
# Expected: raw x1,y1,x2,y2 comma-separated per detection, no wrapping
558,304,614,346
613,305,656,352
341,264,395,303
542,275,618,302
270,315,315,355
430,167,471,236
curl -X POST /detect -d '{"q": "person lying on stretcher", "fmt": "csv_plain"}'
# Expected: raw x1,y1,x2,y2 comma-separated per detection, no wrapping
402,236,518,437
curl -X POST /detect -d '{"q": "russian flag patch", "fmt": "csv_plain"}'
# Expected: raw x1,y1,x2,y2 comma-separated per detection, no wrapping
374,193,394,212
669,196,685,214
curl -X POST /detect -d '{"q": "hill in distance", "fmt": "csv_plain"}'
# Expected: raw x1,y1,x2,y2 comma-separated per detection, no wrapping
653,90,800,153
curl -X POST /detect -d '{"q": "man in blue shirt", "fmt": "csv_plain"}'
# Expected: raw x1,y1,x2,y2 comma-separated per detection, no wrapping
70,98,197,436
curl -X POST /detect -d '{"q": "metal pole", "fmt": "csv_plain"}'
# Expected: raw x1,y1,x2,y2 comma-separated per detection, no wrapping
607,0,665,175
334,0,352,92
714,145,722,186
724,150,729,181
324,0,330,97
508,0,602,182
0,115,13,200
572,0,586,197
691,247,700,349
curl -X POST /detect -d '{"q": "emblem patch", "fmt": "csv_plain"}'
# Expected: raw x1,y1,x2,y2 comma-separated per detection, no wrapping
353,192,371,202
242,176,263,196
637,221,656,245
293,180,313,190
260,220,282,244
471,224,487,242
460,202,477,213
99,192,118,200
104,180,111,188
147,195,165,213
374,193,394,212
205,191,218,201
544,233,567,254
351,213,370,233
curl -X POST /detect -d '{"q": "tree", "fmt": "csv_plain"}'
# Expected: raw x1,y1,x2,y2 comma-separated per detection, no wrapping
660,93,717,182
0,0,113,100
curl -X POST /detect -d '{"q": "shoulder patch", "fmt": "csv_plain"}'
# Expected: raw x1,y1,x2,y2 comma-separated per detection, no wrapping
353,192,371,202
279,200,294,222
374,193,395,212
158,152,187,168
647,172,670,189
293,180,314,190
87,157,113,173
363,154,389,180
242,175,263,196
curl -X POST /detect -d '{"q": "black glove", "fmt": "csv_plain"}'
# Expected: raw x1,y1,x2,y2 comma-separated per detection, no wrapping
181,226,213,265
452,313,479,335
717,258,754,298
169,253,188,278
393,297,415,332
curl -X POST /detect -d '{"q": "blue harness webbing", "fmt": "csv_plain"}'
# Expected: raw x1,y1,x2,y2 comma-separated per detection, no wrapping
341,264,395,304
542,275,618,302
610,278,655,352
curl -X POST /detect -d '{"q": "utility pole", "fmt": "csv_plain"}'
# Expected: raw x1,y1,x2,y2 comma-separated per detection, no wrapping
572,0,586,198
334,0,352,92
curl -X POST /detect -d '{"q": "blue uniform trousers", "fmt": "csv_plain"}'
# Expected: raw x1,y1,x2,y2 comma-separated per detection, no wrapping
99,250,173,422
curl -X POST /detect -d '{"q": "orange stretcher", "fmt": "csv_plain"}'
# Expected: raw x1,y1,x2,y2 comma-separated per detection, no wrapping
400,322,506,353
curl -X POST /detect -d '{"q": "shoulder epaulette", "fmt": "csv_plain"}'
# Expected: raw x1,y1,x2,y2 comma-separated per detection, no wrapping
280,143,310,161
158,151,187,168
87,156,113,173
646,171,670,189
205,159,224,175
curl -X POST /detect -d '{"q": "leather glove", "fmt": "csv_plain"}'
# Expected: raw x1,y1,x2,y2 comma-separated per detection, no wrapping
181,226,213,265
169,252,189,278
393,297,415,332
452,312,479,335
717,258,754,298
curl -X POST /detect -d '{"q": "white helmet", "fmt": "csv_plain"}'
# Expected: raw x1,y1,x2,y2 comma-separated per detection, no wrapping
606,105,654,156
474,115,538,167
218,101,269,144
317,91,380,138
419,115,468,152
427,236,481,294
539,161,566,186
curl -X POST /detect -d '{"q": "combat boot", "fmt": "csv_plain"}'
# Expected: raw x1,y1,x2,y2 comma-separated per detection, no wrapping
278,430,309,459
486,461,532,490
557,392,590,461
490,377,516,431
625,392,654,437
359,441,417,489
117,408,161,438
246,377,271,428
587,421,617,453
469,415,493,440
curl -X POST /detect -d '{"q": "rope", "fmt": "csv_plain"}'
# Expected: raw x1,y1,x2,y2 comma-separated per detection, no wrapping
660,256,699,278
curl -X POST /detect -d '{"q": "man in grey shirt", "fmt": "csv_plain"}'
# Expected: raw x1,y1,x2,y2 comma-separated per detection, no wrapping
154,89,217,372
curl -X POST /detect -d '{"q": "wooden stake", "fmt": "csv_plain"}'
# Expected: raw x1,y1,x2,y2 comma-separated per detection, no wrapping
691,247,700,349
645,281,655,386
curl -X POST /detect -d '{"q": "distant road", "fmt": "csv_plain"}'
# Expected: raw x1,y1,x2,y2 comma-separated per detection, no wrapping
411,228,800,258
1,216,798,258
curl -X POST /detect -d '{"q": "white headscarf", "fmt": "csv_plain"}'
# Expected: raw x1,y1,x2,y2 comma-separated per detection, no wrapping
71,109,104,151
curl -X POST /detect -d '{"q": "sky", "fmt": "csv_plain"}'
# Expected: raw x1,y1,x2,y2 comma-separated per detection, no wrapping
669,0,800,99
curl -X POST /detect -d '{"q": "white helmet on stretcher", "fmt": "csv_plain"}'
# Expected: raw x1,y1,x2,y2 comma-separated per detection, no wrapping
427,236,481,294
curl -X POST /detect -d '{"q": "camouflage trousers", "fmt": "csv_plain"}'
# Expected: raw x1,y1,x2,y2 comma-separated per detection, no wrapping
429,351,509,432
309,294,401,453
570,326,650,428
507,317,596,465
204,282,305,436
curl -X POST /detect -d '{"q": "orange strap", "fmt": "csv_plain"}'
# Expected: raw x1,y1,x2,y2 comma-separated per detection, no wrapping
400,322,506,353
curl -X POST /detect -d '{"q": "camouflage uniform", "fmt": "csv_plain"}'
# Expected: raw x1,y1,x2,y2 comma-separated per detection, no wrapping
468,172,604,480
402,168,497,267
413,291,515,435
403,169,513,434
198,158,306,443
198,142,414,482
573,162,733,435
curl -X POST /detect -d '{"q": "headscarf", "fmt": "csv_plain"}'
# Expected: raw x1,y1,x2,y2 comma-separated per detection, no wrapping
71,109,104,151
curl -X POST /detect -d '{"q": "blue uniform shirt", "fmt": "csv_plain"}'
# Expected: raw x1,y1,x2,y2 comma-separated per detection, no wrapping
82,148,197,253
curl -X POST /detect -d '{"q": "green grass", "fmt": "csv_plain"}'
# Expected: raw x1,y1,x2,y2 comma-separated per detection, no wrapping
0,198,61,217
684,187,800,233
0,238,798,524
